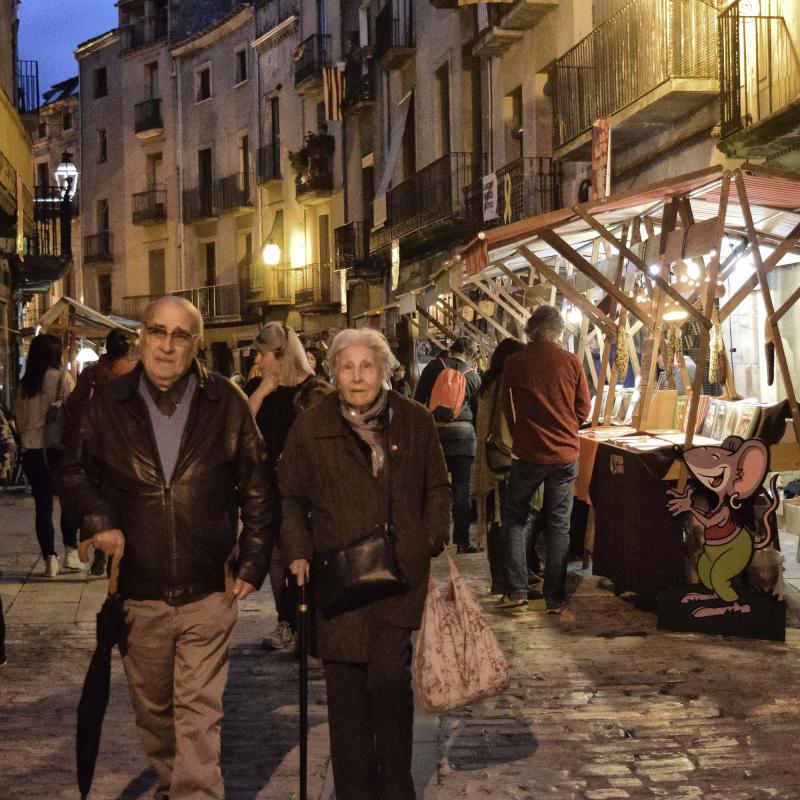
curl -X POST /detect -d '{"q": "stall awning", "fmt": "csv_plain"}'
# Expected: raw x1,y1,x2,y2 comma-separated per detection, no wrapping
37,296,139,337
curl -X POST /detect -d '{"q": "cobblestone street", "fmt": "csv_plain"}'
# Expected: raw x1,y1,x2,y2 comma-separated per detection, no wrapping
4,490,800,799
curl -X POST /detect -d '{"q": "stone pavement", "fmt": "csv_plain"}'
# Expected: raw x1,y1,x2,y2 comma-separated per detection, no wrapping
4,490,800,799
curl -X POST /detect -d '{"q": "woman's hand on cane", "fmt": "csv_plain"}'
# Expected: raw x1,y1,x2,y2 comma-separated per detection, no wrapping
290,559,310,587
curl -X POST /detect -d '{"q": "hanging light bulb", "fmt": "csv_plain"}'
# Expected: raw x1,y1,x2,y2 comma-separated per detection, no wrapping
686,261,701,280
567,304,582,325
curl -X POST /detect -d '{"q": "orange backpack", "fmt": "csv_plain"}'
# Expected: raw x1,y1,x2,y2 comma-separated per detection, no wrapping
428,358,474,423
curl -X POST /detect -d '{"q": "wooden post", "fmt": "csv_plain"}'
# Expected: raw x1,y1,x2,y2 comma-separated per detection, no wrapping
735,170,800,443
683,173,731,446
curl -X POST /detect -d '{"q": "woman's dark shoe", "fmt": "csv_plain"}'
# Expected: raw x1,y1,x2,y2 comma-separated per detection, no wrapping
456,545,478,554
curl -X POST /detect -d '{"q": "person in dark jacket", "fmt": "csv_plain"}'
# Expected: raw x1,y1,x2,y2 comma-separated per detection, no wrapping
281,327,451,800
498,305,591,614
66,327,137,576
59,296,278,800
414,336,481,553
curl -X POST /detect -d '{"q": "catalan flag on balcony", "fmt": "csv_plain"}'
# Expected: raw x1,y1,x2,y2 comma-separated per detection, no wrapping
324,64,345,122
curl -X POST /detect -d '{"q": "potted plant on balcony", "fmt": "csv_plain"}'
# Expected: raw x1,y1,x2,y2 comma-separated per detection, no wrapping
289,131,335,189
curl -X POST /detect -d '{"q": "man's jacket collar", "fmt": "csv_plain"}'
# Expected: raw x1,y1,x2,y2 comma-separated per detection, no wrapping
108,360,220,403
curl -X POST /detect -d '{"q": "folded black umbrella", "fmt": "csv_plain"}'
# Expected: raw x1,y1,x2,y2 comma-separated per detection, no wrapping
76,543,123,800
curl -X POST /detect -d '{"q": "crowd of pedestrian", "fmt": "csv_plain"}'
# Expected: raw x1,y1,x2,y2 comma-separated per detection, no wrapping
1,296,594,799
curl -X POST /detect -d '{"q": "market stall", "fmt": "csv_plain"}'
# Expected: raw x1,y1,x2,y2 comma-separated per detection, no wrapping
36,296,139,373
456,164,800,605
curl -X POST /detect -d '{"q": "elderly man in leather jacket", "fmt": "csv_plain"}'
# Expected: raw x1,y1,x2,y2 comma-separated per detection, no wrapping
59,296,278,800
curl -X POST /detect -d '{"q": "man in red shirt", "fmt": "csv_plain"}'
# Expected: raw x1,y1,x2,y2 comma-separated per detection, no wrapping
498,305,591,613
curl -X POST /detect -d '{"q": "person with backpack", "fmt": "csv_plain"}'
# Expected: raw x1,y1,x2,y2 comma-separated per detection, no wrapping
414,337,481,553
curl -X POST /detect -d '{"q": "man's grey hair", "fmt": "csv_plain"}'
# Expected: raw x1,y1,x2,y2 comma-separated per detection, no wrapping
525,304,564,342
142,295,205,339
328,328,394,382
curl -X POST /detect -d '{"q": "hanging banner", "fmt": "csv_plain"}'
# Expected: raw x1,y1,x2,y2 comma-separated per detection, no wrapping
391,239,400,291
482,173,498,222
591,116,611,200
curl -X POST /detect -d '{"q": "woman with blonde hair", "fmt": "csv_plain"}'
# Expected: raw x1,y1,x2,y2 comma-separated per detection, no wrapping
244,321,328,650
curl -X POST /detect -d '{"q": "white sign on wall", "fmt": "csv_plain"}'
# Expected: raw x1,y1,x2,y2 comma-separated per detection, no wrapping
482,173,498,222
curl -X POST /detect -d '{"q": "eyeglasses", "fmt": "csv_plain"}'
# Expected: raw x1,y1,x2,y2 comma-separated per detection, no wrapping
145,326,200,349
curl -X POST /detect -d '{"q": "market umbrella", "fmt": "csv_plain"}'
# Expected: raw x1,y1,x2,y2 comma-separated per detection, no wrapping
298,580,310,800
76,540,124,799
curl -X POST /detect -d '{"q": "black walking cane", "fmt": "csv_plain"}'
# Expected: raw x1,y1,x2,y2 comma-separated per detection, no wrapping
298,578,310,800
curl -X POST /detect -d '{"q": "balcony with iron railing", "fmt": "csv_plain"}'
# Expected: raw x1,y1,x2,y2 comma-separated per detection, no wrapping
134,98,163,137
295,34,331,88
335,221,372,272
16,60,40,114
217,173,254,213
84,231,113,263
464,157,562,232
173,283,240,322
718,0,800,162
248,263,295,305
183,186,218,223
293,263,333,305
548,0,718,158
12,186,74,292
257,143,281,183
375,0,415,69
369,221,393,254
382,152,483,243
342,54,376,112
120,14,168,51
121,293,162,320
132,187,166,224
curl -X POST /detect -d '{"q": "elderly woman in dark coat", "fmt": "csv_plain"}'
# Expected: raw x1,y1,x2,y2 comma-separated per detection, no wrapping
279,327,451,800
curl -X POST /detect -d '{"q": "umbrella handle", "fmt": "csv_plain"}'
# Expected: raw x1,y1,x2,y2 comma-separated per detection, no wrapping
79,539,121,595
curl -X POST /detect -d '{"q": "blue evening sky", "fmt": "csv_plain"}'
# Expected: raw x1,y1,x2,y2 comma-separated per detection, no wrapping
18,0,118,96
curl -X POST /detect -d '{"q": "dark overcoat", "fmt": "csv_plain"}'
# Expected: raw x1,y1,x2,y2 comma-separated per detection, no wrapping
278,390,452,662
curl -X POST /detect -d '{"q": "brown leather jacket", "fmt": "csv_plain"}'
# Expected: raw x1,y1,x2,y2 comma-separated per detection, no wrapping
58,362,278,603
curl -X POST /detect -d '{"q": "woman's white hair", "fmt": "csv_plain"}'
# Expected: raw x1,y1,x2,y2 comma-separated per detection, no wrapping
328,328,394,382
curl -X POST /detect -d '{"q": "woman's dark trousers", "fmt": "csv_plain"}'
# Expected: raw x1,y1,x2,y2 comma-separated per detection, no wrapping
323,626,415,800
22,449,78,557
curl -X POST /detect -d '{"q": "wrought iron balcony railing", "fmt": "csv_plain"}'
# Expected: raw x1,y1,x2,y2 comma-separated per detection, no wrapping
84,231,113,263
121,15,168,51
132,187,167,224
16,60,40,113
294,263,332,305
135,98,163,134
295,34,331,86
548,0,718,150
375,0,414,67
464,157,562,232
334,221,370,270
217,173,254,212
22,187,73,258
257,143,281,183
173,283,240,322
121,293,162,320
342,56,376,110
295,170,333,199
183,186,218,223
249,263,295,304
719,0,800,142
386,152,482,240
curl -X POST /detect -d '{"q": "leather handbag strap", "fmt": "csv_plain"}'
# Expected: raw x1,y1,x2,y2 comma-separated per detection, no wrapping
383,428,393,530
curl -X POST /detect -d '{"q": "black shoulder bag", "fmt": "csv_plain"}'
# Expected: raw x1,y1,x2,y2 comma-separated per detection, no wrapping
315,432,409,619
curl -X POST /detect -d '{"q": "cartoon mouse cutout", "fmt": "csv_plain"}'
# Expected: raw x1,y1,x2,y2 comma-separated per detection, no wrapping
666,436,779,619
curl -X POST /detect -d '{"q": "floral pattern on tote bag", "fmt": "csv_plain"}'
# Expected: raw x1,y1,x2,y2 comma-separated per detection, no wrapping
413,556,509,713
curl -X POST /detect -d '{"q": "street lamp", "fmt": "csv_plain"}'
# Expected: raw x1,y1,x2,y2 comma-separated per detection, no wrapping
54,151,79,200
262,241,282,265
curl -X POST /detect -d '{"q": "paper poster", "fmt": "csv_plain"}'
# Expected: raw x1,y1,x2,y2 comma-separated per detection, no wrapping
482,173,498,222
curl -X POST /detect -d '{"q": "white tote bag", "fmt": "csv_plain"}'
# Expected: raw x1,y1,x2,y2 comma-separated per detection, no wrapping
413,556,509,713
